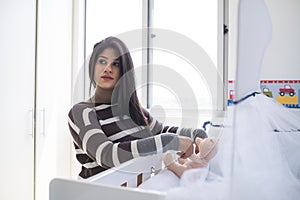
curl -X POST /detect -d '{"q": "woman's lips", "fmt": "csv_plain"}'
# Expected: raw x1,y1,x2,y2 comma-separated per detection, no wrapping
101,76,113,80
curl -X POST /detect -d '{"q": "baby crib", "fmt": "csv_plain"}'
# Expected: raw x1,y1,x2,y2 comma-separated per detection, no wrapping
49,154,167,200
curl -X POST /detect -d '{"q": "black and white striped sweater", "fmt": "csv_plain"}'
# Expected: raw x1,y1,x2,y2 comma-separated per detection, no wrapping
68,102,207,178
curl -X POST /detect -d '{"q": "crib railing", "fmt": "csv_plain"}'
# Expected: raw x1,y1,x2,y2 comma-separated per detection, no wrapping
50,154,166,200
86,154,162,187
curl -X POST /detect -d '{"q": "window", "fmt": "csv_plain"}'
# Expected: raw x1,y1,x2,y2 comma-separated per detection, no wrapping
78,0,225,126
151,0,219,110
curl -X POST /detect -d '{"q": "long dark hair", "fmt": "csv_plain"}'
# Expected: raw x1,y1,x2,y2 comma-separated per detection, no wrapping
89,36,147,126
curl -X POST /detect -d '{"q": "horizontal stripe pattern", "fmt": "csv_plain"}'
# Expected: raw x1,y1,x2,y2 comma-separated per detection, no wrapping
107,126,144,141
82,128,104,152
82,108,93,125
154,135,163,154
99,115,130,126
112,143,121,166
68,102,207,178
95,141,111,166
83,161,99,169
68,117,79,133
131,140,139,158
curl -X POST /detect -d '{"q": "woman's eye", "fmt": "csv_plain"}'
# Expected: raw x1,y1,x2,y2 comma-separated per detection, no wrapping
113,62,120,67
99,59,107,65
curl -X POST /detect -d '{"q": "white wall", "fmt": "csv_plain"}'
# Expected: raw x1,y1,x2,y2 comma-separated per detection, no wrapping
228,0,300,80
263,0,300,117
261,0,300,79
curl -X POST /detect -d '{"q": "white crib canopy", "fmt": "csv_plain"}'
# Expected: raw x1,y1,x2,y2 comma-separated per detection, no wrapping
234,0,272,100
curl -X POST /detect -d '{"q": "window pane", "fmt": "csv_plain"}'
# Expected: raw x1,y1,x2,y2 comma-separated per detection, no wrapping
86,0,142,51
152,0,218,110
85,0,143,99
152,50,212,109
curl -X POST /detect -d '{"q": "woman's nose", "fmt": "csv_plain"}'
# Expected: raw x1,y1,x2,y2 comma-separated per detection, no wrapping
104,63,113,72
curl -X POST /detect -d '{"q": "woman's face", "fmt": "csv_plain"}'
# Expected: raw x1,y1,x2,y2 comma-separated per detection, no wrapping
94,48,121,91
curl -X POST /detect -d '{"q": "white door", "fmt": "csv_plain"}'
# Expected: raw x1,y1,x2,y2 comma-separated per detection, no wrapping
35,0,72,200
0,0,36,199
